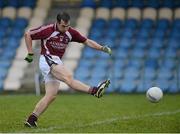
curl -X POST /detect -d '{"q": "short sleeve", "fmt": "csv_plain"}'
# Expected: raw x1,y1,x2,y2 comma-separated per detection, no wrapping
70,28,87,43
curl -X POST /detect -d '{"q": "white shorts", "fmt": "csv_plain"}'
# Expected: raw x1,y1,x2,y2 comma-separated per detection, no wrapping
39,55,63,83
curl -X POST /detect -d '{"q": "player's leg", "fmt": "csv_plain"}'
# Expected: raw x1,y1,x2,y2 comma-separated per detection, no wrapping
51,64,90,92
51,64,110,98
33,81,59,116
25,81,59,127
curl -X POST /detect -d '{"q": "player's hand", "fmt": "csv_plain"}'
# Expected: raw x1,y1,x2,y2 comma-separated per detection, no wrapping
24,53,34,63
102,46,112,56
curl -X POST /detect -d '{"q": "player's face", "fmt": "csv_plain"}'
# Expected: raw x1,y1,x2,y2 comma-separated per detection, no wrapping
57,20,70,33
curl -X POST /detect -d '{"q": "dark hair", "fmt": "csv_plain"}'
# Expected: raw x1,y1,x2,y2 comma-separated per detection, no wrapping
57,12,70,23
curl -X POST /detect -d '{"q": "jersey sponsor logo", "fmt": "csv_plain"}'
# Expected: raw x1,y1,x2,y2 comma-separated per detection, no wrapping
49,41,67,49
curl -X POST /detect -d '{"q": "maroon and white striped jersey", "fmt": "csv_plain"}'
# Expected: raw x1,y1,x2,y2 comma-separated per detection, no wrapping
29,23,87,58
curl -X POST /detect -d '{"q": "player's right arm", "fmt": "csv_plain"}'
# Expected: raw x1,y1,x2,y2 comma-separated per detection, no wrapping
24,24,53,63
24,31,33,54
24,30,34,63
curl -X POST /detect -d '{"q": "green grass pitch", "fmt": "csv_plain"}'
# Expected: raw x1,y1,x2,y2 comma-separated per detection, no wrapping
0,94,180,133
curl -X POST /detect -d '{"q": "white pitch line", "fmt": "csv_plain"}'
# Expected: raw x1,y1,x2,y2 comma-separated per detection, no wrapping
23,109,180,133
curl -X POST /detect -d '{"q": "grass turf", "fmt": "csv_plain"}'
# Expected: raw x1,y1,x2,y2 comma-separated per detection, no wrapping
0,94,180,133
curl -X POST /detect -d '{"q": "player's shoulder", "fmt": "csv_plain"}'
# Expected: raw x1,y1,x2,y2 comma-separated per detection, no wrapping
41,23,55,30
29,23,55,34
68,27,79,34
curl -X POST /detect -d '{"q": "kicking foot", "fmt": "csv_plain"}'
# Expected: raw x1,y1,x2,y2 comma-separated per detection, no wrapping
94,79,110,98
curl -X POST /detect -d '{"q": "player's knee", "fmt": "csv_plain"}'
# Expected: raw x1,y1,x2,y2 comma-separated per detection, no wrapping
64,73,73,85
50,95,57,101
45,94,57,102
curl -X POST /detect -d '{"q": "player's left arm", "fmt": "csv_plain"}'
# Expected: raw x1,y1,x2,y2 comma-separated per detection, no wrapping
70,28,112,55
84,39,112,55
69,28,112,55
